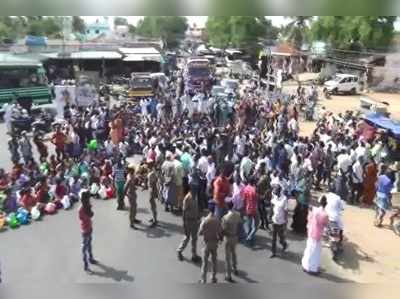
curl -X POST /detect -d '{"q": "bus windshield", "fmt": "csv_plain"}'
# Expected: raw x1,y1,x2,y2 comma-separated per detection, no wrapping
130,77,152,89
0,67,47,89
188,67,210,77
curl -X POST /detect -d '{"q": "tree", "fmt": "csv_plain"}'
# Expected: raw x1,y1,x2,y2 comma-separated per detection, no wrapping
310,16,397,50
114,17,128,27
282,16,312,49
205,16,231,48
136,16,187,48
72,16,86,34
0,17,27,40
257,17,279,41
205,16,267,49
0,22,11,41
26,17,62,37
128,24,136,36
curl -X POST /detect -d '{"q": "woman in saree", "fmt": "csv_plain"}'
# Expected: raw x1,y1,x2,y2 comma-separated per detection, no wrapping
362,159,378,206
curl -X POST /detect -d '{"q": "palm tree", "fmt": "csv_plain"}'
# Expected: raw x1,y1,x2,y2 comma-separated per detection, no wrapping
284,16,312,49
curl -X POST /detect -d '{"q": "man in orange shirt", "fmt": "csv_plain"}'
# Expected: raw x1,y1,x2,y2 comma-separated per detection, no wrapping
213,167,232,220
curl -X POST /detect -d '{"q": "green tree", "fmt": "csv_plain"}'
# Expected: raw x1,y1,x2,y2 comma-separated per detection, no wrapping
0,17,27,40
205,16,231,48
206,16,268,49
136,16,187,48
26,17,62,37
0,22,11,41
114,17,128,27
282,16,312,49
72,16,86,34
310,16,397,50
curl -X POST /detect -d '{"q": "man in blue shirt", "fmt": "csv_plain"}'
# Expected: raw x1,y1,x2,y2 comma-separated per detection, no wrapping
375,170,395,227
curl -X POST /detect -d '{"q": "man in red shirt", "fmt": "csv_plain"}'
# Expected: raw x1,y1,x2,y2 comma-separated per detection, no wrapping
52,126,66,161
241,176,258,246
79,191,98,273
213,167,232,220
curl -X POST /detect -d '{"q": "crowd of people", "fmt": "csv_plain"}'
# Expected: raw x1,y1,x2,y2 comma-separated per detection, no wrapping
1,72,399,283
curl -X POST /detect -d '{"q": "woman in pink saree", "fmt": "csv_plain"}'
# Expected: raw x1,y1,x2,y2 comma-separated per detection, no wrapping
301,196,329,275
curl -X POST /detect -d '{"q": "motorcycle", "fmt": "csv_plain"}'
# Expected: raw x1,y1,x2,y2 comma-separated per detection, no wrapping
32,110,55,133
11,111,34,135
304,101,316,121
328,221,342,260
323,87,331,99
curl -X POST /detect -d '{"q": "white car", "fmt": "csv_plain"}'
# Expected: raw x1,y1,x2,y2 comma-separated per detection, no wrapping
221,79,239,94
324,74,359,95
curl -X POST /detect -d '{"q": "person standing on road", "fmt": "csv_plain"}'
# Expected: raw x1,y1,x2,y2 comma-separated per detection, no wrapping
270,185,289,258
242,176,259,246
19,131,33,164
221,200,242,283
361,159,378,206
125,164,141,229
177,183,201,263
199,201,222,284
51,126,66,161
375,170,395,227
213,167,232,220
113,160,127,211
146,162,158,227
301,195,329,275
8,136,20,164
79,191,98,273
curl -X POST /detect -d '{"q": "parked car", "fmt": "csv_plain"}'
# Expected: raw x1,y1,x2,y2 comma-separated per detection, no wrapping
211,85,225,97
221,79,239,94
323,74,359,95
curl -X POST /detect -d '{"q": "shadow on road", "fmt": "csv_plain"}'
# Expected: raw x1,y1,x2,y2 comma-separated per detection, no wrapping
335,240,375,271
91,263,134,282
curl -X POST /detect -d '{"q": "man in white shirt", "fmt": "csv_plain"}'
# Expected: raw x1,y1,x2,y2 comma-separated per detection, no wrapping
355,141,367,161
270,185,289,258
337,149,352,174
197,149,209,175
239,152,254,182
206,156,216,191
325,188,345,240
351,157,364,204
234,134,246,158
288,117,299,138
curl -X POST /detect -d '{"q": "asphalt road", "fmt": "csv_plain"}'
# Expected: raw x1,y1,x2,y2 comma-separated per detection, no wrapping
0,110,349,285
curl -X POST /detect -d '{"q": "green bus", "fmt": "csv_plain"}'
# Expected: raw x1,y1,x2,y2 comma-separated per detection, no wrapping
0,54,52,112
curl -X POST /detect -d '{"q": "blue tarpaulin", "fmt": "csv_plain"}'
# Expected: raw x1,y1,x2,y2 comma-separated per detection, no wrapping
364,113,400,137
25,35,47,46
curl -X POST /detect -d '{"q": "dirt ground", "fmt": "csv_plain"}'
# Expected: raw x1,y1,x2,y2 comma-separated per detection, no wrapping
282,76,400,283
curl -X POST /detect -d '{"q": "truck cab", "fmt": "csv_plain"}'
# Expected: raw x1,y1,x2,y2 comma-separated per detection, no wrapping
184,58,212,96
128,73,154,99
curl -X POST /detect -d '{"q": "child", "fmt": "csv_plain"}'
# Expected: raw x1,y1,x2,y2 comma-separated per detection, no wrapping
79,191,97,273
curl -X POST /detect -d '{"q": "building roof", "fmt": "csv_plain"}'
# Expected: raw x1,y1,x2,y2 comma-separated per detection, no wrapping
42,51,122,60
0,53,42,67
118,47,160,55
270,43,299,56
123,53,162,62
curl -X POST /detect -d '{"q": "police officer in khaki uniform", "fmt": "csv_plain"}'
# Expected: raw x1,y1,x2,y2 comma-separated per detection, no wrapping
198,201,222,283
146,162,158,227
124,164,140,229
221,200,242,282
177,184,201,263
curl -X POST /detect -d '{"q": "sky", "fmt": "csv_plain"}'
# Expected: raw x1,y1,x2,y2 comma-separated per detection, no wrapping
82,16,290,28
83,16,400,31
